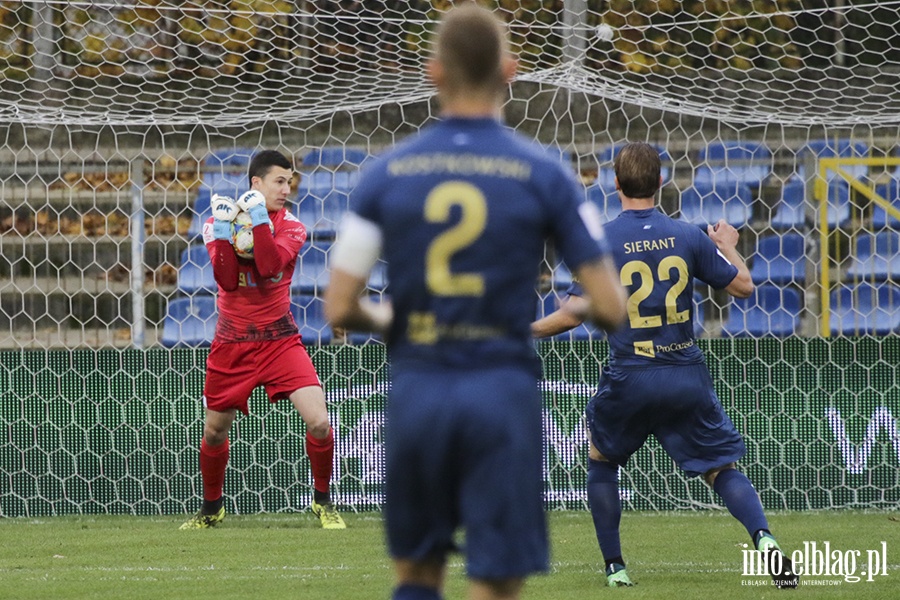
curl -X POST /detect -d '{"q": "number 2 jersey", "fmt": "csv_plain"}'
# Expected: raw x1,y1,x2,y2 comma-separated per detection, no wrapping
571,208,738,368
350,116,611,369
202,209,307,342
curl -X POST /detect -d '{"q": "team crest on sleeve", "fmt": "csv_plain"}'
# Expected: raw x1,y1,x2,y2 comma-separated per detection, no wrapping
201,221,215,244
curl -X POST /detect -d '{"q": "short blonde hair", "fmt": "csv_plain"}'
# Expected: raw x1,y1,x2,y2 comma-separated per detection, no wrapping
435,4,508,96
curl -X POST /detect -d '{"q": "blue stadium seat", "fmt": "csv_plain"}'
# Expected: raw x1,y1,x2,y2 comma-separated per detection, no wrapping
679,181,753,228
293,171,359,238
204,147,256,168
749,233,806,285
585,180,622,223
176,245,216,295
297,170,336,196
294,187,351,239
775,177,851,230
695,141,772,186
188,172,249,239
872,177,900,229
771,179,807,231
543,145,573,165
721,285,802,338
693,290,705,338
367,259,389,294
822,179,852,229
829,283,900,336
845,231,900,282
301,147,368,168
548,262,574,292
596,143,672,184
289,294,333,345
291,241,331,294
795,138,868,182
161,296,218,348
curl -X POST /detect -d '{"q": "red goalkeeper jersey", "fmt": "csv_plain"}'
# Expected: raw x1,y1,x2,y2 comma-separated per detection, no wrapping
202,209,307,342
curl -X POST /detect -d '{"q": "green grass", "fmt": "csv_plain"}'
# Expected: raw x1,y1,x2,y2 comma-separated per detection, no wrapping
1,510,898,599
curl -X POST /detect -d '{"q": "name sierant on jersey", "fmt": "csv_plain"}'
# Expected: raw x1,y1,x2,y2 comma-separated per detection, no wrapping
623,236,677,254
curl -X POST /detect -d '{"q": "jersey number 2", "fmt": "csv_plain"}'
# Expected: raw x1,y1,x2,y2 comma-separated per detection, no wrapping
620,256,689,328
424,181,487,296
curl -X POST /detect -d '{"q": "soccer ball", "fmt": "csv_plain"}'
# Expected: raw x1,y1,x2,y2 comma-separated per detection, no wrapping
231,211,273,259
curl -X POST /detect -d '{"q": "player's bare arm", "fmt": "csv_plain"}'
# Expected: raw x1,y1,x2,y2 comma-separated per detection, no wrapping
707,219,754,299
324,269,393,335
531,295,590,338
573,257,628,332
325,212,393,334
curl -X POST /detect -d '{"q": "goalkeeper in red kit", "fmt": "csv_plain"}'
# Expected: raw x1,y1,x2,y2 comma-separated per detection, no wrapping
180,149,345,530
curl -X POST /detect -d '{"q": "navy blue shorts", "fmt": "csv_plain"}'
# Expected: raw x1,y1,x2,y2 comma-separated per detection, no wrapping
384,365,549,580
586,363,745,477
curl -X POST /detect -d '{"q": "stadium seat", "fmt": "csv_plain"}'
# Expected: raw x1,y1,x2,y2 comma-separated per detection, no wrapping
845,231,900,282
301,147,368,168
678,180,753,228
721,285,802,338
822,179,852,229
289,294,333,345
585,180,622,223
548,262,574,292
188,172,249,239
292,241,332,294
829,282,900,336
596,143,672,185
294,186,352,239
367,259,389,294
695,141,772,186
204,147,256,168
693,290,705,338
770,179,807,230
160,296,218,348
795,138,868,182
749,233,806,285
872,177,900,229
543,145,573,165
775,177,851,230
176,244,216,295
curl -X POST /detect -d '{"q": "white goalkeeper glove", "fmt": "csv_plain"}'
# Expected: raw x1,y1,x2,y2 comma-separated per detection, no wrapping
211,194,238,240
236,190,271,227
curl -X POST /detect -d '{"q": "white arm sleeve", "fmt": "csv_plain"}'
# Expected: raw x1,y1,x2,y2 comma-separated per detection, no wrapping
330,212,383,278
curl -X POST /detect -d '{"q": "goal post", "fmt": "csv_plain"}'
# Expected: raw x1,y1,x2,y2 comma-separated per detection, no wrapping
817,156,900,336
0,1,899,517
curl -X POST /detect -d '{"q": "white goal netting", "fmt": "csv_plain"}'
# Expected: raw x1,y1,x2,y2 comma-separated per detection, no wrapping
1,1,899,517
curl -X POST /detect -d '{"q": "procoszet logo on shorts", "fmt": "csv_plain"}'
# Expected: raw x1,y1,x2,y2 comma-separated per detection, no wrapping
741,541,890,586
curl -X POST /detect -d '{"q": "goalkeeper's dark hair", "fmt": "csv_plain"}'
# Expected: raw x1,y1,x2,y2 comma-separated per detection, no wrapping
248,150,293,182
614,142,661,200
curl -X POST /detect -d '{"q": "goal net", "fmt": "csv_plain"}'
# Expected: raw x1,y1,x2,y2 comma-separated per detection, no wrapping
1,1,899,517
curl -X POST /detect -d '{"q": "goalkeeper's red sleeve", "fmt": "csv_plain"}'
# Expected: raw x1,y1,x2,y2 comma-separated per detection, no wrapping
209,239,239,291
252,224,294,278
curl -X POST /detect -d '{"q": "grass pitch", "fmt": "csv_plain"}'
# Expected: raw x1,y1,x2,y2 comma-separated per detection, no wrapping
1,510,897,599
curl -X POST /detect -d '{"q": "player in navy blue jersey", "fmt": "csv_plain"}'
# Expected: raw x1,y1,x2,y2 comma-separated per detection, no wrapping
323,5,627,600
533,142,798,590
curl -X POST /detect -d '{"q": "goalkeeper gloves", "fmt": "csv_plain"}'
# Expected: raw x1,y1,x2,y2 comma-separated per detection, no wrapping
211,194,238,241
237,190,271,227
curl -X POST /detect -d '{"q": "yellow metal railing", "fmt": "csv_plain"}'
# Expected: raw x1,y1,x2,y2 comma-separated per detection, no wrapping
817,156,900,337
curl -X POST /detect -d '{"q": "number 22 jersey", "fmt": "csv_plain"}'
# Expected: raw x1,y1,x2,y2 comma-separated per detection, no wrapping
572,208,738,368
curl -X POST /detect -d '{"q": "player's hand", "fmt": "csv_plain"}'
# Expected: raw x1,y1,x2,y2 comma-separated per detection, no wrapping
707,219,739,249
236,190,271,227
211,194,239,222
